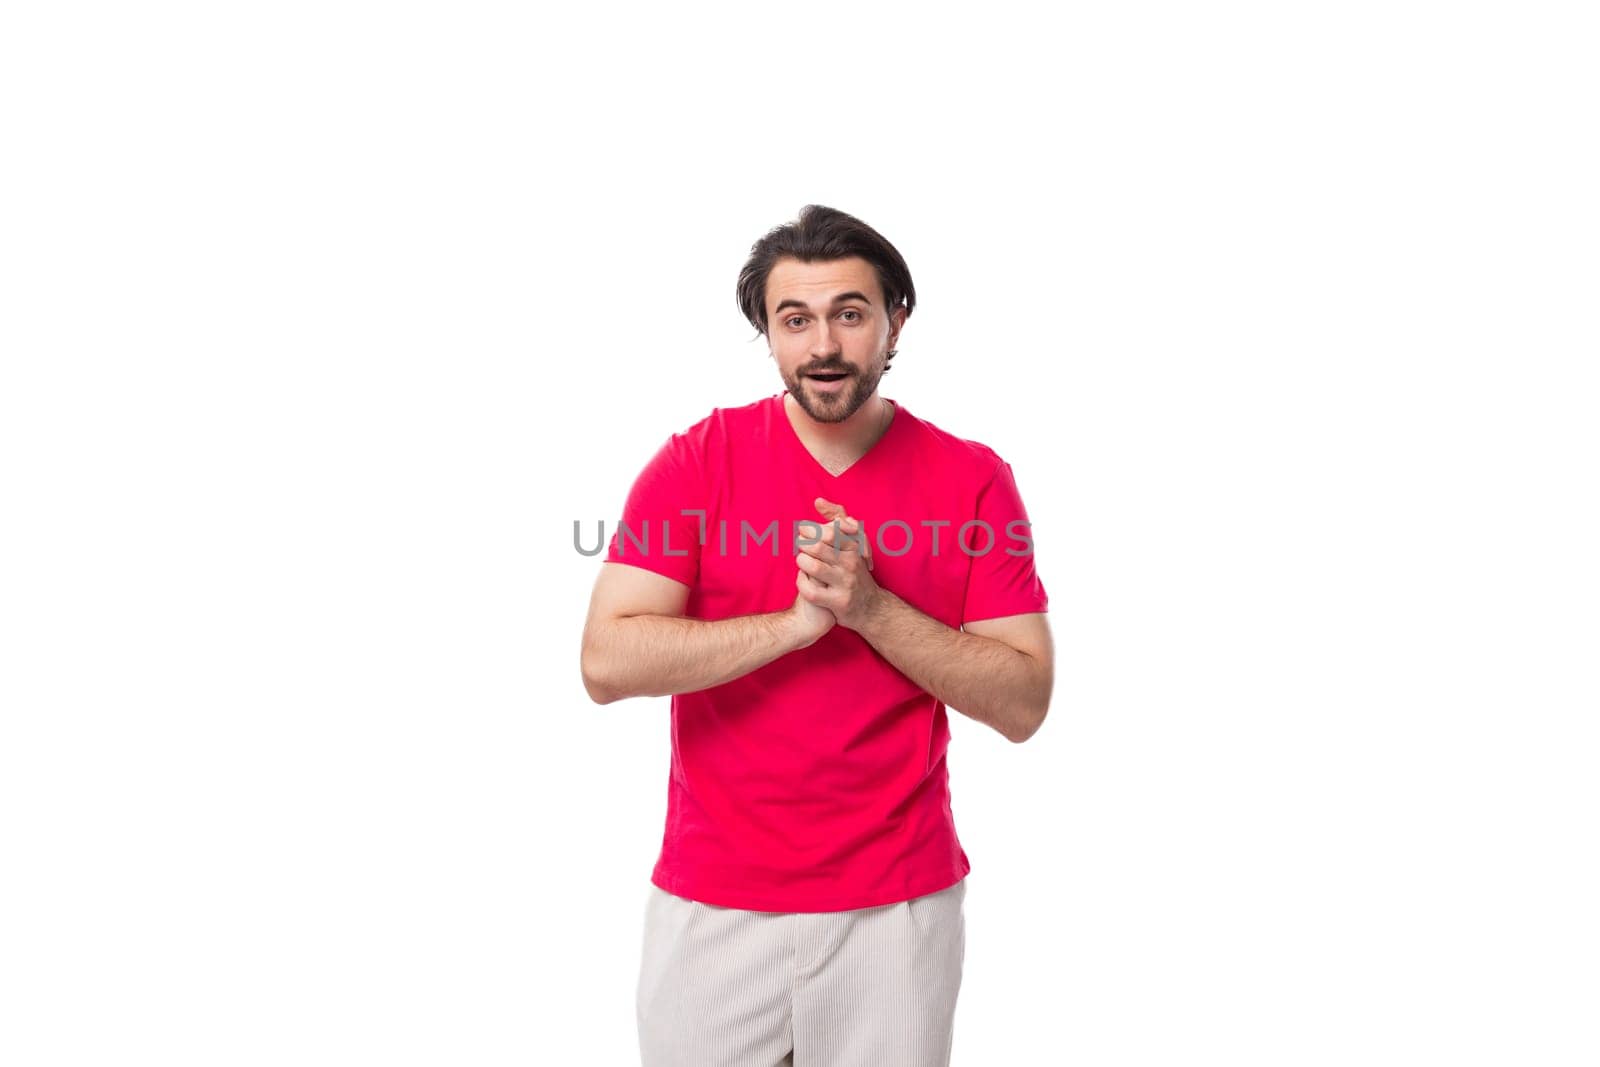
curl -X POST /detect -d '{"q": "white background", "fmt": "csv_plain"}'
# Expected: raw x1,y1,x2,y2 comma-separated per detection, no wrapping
3,2,1596,1064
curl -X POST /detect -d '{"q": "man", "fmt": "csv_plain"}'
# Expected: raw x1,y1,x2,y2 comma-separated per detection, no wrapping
580,204,1053,1067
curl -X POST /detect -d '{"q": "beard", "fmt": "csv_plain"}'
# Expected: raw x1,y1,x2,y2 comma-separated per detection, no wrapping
782,356,887,423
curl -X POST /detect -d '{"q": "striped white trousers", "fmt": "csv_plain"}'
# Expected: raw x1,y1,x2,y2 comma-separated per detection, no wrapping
636,877,967,1067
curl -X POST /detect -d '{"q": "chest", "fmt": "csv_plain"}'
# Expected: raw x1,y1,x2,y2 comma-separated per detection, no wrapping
689,459,979,628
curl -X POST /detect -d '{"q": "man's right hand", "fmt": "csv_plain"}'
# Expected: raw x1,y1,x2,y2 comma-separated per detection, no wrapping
790,568,836,647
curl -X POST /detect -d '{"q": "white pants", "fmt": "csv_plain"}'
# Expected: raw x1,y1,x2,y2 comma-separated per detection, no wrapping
637,878,967,1067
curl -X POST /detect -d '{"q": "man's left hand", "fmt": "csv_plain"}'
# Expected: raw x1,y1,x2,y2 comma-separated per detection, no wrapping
795,496,882,632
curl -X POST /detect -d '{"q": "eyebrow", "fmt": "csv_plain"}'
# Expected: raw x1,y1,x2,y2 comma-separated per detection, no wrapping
772,291,875,316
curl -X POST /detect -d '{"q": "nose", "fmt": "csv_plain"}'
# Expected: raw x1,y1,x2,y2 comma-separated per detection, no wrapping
809,319,843,359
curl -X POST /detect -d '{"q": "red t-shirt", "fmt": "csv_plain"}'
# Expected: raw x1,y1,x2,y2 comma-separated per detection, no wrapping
604,392,1048,912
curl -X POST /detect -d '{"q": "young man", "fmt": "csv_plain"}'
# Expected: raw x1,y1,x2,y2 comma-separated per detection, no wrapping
581,204,1053,1067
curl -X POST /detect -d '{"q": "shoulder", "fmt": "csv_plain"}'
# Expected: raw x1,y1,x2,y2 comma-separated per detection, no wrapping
666,395,763,449
895,402,1009,486
648,395,768,473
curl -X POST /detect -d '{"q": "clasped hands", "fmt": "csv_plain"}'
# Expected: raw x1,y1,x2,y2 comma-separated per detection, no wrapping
792,495,883,641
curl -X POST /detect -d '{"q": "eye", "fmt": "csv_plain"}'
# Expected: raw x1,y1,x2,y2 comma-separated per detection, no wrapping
785,316,806,328
840,309,862,322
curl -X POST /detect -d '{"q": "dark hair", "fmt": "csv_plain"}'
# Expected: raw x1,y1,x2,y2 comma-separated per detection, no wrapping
736,204,916,372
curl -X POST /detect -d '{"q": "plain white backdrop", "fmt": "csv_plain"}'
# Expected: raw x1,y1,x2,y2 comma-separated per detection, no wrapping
3,2,1596,1064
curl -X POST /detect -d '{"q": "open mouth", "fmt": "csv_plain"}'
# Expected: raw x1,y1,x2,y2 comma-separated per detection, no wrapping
807,372,849,382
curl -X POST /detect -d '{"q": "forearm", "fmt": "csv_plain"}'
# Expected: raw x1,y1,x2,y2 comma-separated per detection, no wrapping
584,609,808,703
854,589,1047,742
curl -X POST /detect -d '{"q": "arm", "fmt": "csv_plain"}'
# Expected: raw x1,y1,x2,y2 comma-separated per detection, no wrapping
797,500,1054,742
857,594,1054,743
580,561,832,704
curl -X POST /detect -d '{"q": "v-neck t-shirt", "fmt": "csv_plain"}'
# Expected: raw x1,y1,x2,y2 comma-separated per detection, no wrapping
604,392,1049,912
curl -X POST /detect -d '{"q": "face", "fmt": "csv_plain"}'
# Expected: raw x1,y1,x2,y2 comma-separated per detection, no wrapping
766,255,906,423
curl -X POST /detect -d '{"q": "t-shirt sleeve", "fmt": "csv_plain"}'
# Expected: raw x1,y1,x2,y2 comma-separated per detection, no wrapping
604,432,702,589
960,460,1049,625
